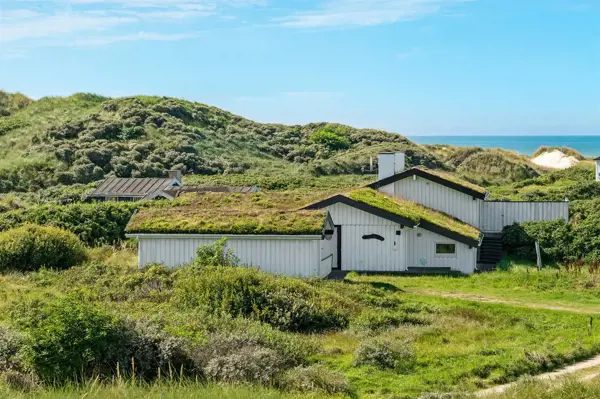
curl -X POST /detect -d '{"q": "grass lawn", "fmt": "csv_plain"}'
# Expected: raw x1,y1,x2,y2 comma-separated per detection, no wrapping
348,261,600,314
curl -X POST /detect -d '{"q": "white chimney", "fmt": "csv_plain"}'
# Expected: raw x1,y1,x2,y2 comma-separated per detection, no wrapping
378,153,396,181
595,157,600,182
394,152,406,174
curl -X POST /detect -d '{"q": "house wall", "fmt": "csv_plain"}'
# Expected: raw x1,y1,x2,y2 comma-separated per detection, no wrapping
405,228,478,274
381,177,482,227
480,202,569,233
135,235,325,278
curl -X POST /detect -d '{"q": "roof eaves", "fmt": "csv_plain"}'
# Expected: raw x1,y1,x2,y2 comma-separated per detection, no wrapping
304,193,481,247
303,195,417,228
367,168,487,200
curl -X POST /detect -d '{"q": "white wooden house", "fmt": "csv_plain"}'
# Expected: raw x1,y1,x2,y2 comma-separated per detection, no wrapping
128,151,572,277
595,156,600,182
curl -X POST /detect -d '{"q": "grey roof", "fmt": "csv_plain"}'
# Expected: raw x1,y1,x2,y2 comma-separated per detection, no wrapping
595,156,600,161
89,177,176,198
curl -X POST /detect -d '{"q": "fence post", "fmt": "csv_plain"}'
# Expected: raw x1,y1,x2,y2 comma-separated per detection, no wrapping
535,241,542,271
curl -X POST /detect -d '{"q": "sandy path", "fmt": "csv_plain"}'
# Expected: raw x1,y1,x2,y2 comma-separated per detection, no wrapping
476,356,600,396
410,289,593,314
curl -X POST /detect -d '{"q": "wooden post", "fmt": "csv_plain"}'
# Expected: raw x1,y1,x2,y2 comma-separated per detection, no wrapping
535,241,542,271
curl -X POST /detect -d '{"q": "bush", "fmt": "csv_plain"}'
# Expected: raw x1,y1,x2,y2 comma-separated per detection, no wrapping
192,329,313,384
0,202,138,246
194,238,239,267
1,371,38,393
353,337,415,370
280,365,352,395
309,128,351,150
13,296,192,384
203,346,284,384
0,328,23,372
501,218,600,264
174,266,349,333
0,224,87,272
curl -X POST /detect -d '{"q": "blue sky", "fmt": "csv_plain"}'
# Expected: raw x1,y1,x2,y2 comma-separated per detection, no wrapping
0,0,599,136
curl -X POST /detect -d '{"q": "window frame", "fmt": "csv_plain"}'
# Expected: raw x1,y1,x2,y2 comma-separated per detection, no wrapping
435,242,457,258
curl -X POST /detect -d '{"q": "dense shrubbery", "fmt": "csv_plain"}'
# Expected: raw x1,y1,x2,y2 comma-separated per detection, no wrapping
280,365,351,395
0,225,87,272
353,337,415,371
0,202,138,246
503,214,600,263
12,296,192,384
174,266,350,332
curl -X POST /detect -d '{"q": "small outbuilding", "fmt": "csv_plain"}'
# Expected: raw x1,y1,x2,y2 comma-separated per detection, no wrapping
125,205,336,278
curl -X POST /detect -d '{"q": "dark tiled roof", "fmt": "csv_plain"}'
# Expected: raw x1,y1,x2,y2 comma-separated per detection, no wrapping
89,177,176,198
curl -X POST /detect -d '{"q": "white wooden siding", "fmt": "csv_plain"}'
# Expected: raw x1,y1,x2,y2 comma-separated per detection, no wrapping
480,202,569,233
383,177,482,227
341,225,405,271
327,203,397,226
135,235,324,278
405,228,477,274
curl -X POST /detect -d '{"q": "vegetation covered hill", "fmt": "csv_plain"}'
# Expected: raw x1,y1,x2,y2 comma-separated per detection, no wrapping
0,92,445,193
425,145,542,186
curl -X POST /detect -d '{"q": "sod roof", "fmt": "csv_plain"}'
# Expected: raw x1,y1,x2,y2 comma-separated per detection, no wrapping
305,188,482,245
126,208,328,235
368,166,488,198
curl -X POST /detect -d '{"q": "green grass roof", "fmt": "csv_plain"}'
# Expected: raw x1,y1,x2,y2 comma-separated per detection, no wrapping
347,188,481,241
414,166,488,195
126,208,327,235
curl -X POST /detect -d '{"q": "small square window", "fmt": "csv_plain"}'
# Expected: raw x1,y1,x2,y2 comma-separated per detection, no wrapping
436,243,456,255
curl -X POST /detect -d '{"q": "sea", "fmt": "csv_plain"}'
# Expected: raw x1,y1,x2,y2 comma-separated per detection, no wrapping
409,135,600,157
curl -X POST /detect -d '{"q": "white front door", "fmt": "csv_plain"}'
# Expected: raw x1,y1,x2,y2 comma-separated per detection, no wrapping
342,225,404,271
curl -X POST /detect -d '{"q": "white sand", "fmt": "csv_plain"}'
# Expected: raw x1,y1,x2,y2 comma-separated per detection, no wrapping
531,150,580,169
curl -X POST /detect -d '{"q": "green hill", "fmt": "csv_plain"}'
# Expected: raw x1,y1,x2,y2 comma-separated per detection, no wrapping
425,144,542,185
0,93,445,193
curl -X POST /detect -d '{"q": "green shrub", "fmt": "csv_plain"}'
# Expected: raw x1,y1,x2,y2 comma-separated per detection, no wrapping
194,238,239,267
353,337,415,370
0,202,138,246
174,266,349,333
203,346,284,384
309,128,351,150
280,365,352,395
0,225,87,272
191,329,313,384
0,328,24,372
13,296,192,384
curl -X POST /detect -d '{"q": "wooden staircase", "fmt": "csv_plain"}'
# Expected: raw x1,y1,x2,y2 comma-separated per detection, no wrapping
478,233,503,271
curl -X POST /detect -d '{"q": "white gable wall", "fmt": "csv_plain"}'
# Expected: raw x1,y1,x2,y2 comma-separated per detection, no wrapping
325,202,476,274
405,228,477,274
379,176,482,227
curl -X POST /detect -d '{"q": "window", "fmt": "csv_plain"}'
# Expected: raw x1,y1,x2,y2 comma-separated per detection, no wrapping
435,243,456,256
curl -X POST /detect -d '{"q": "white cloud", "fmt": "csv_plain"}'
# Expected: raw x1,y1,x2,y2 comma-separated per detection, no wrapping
71,31,201,46
0,0,262,48
0,14,137,42
276,0,472,28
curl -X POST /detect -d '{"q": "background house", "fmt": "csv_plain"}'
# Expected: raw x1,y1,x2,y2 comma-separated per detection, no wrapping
87,170,258,202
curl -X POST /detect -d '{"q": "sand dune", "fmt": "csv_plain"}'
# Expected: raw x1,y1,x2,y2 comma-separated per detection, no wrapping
531,149,580,169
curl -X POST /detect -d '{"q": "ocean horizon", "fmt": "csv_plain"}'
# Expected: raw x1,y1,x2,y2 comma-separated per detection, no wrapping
409,135,600,157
